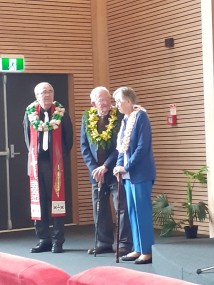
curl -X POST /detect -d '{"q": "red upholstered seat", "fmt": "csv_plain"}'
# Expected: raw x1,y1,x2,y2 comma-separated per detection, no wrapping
0,252,70,285
67,266,198,285
0,253,199,285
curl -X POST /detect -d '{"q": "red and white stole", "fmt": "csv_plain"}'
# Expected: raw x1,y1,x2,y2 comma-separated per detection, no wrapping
29,104,65,220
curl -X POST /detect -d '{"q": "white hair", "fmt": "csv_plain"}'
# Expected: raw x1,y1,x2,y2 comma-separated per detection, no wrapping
90,86,111,102
34,82,54,96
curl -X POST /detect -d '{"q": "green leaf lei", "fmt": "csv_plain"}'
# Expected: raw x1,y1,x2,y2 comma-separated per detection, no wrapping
83,106,121,149
26,100,65,131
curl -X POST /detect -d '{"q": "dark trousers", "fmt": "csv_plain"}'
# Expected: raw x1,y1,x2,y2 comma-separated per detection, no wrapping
35,157,65,245
92,181,132,249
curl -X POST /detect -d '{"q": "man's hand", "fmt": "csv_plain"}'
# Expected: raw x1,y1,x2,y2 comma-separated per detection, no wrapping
92,165,108,183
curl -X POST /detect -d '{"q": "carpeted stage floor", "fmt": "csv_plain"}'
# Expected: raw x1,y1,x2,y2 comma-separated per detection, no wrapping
0,224,213,285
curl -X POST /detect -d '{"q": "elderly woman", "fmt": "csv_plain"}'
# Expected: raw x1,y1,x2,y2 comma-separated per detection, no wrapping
113,86,155,264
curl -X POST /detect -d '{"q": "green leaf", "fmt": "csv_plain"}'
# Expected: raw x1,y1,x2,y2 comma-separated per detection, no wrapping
153,194,174,226
153,166,209,236
160,219,181,237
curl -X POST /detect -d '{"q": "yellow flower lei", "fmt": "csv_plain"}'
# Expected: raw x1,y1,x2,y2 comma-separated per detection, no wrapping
83,106,120,149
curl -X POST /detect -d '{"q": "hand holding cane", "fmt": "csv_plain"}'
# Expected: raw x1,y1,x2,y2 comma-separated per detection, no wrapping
116,174,121,263
94,181,102,257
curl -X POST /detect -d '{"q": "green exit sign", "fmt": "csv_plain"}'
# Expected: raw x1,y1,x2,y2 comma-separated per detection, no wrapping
0,56,24,72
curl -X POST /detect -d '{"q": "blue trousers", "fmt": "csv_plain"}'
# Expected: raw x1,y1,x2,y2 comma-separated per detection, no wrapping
124,180,154,254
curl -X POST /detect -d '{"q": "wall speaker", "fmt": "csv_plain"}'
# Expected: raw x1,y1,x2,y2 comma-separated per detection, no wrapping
165,38,174,48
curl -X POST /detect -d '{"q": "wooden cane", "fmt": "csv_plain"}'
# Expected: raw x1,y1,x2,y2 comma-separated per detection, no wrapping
116,174,121,263
94,181,102,257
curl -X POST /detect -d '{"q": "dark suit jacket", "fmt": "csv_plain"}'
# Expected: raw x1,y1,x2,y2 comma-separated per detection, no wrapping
23,107,73,174
80,110,123,185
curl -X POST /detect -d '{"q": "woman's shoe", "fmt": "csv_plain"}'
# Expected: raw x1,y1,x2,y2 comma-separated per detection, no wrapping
134,257,152,264
121,255,139,261
121,252,140,261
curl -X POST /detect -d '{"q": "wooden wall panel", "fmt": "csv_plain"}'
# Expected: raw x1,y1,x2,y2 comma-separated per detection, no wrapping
0,0,94,225
107,0,208,234
1,0,210,233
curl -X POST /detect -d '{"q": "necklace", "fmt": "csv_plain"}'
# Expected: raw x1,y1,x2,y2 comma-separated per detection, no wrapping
117,105,147,153
83,106,120,149
26,100,65,131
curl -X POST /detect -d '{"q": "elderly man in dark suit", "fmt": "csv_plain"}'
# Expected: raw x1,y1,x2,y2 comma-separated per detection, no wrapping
80,86,132,256
23,82,73,253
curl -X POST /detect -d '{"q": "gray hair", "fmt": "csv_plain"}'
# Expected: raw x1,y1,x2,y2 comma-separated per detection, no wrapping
34,82,54,96
90,86,111,102
113,86,137,104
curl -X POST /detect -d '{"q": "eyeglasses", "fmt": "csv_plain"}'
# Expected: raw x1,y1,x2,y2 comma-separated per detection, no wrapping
38,90,54,96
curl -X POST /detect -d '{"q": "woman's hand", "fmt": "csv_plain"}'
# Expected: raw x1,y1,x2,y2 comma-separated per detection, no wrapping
113,166,126,181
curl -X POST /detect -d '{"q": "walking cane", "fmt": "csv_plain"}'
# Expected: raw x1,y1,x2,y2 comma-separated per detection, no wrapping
196,266,214,274
116,174,121,263
94,181,102,257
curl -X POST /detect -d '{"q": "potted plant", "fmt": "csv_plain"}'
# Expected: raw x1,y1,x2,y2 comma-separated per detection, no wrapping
182,165,209,238
153,166,209,238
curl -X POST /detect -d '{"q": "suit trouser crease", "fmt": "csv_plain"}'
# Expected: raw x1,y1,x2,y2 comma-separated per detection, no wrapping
92,182,132,248
35,158,65,245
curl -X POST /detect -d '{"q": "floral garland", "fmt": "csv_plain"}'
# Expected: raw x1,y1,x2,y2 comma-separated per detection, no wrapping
83,106,120,149
26,100,65,131
117,105,146,153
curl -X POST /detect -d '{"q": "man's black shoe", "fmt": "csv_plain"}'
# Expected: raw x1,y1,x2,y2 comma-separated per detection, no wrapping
52,243,63,253
117,247,131,257
88,246,113,255
30,242,52,253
